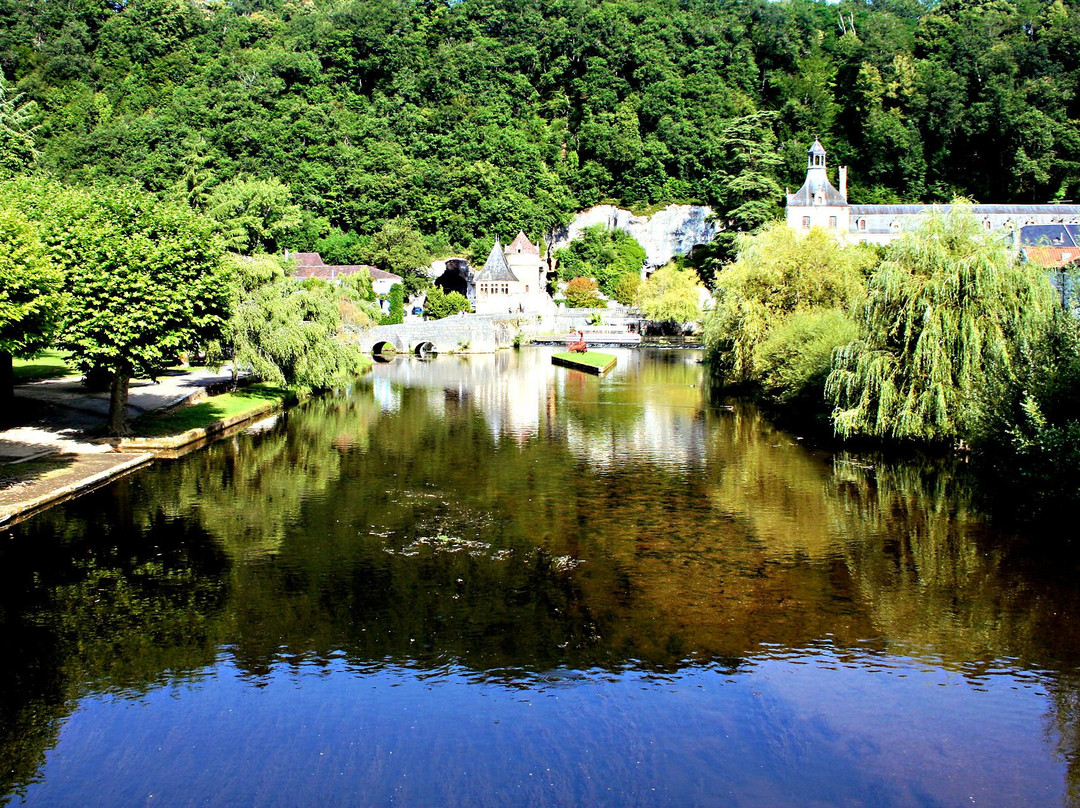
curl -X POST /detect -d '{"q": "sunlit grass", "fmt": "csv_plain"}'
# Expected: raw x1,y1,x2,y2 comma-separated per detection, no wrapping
133,384,290,437
552,351,616,369
12,350,76,382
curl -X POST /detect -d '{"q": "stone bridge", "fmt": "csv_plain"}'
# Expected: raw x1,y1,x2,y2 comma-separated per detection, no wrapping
352,315,533,355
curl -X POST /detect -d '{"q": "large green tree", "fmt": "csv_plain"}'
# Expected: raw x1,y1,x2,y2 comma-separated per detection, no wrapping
0,75,38,177
2,178,229,435
637,264,705,327
0,208,62,413
555,225,646,297
206,177,304,255
222,254,371,393
827,208,1059,444
704,222,874,393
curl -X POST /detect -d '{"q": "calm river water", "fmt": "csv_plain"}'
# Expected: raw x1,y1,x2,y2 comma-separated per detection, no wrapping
2,347,1079,807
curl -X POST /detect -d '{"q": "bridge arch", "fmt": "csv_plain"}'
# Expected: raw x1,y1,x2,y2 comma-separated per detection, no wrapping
413,340,438,358
371,339,402,355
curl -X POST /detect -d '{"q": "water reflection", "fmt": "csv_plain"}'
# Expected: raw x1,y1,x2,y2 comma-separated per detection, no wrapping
2,347,1080,806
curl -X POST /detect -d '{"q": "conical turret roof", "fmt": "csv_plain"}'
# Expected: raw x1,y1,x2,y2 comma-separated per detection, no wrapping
787,139,847,206
475,237,519,281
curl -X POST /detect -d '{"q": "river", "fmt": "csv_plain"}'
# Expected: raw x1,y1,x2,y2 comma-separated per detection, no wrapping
2,347,1078,806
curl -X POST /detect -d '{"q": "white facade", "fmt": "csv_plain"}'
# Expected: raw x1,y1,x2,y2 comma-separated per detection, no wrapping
786,141,1080,245
473,232,556,315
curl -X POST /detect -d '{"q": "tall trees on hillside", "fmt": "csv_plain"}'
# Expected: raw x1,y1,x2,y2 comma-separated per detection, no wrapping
0,76,38,177
555,226,645,297
5,0,1076,255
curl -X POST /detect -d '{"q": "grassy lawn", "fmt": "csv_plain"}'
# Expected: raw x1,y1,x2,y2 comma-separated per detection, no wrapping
133,384,290,437
552,351,617,369
12,350,76,383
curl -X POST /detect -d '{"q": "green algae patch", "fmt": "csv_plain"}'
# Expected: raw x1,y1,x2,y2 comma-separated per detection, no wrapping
552,351,617,375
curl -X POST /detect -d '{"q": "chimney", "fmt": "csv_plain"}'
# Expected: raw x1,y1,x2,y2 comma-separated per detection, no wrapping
839,166,848,201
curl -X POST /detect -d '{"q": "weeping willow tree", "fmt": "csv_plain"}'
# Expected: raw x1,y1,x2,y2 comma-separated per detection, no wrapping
703,222,874,399
222,254,371,394
826,207,1058,444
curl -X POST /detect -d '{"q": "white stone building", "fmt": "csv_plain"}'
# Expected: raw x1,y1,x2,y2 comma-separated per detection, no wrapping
786,140,1080,246
472,232,556,315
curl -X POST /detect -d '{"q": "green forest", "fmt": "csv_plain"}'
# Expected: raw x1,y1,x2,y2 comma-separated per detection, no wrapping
3,0,1080,256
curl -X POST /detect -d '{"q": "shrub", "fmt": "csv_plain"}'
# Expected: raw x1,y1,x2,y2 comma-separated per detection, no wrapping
757,309,859,404
564,277,606,308
380,283,404,325
424,286,471,319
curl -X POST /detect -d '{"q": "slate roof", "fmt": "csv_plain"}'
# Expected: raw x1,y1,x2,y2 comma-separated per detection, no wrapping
849,204,1080,216
474,238,519,282
507,231,540,255
1019,224,1080,247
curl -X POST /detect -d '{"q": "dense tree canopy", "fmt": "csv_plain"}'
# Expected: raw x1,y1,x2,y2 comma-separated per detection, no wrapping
225,255,371,394
637,264,705,326
827,209,1059,444
2,0,1078,255
1,177,229,434
704,223,875,391
0,207,61,410
555,225,646,296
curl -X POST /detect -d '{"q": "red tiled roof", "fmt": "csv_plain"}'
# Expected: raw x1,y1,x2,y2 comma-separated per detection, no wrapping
289,251,402,283
294,264,382,280
369,268,403,281
507,231,539,255
292,252,325,267
1024,247,1080,268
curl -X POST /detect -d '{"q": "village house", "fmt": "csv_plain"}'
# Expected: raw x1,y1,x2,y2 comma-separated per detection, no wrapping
471,232,556,316
288,251,403,295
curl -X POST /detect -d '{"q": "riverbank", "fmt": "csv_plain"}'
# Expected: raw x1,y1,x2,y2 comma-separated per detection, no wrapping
0,363,293,527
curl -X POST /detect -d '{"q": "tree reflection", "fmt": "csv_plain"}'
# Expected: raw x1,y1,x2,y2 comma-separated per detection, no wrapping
3,352,1080,802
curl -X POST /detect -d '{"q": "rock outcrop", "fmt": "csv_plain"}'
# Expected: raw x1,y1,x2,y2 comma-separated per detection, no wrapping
551,204,718,268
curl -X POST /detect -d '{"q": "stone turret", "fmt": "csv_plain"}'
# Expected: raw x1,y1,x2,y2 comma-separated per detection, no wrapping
785,139,851,234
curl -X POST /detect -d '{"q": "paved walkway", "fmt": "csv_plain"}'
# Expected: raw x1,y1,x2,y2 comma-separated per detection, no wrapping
1,367,238,461
2,367,242,525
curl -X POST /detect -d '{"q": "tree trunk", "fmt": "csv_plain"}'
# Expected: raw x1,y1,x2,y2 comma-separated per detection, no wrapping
0,351,13,424
108,371,131,436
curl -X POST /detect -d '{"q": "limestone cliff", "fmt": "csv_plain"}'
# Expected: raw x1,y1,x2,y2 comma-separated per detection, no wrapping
550,204,718,268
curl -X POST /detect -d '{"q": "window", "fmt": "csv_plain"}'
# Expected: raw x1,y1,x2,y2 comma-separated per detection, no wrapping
858,218,866,231
828,216,837,229
802,216,811,229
